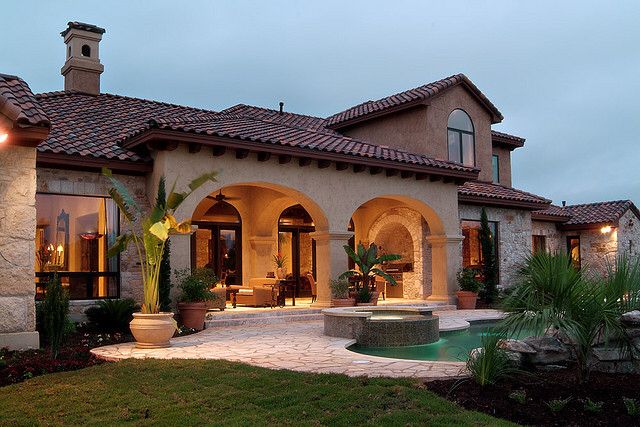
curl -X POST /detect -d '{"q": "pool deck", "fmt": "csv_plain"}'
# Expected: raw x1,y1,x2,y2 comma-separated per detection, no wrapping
91,309,503,380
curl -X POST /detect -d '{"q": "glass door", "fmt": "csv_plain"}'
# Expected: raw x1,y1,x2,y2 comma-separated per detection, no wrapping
192,224,242,285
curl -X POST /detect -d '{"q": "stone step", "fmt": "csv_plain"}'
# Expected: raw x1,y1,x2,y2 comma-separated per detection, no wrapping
206,308,321,320
205,313,323,328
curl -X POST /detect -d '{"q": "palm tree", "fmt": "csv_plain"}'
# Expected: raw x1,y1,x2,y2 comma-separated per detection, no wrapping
339,242,401,295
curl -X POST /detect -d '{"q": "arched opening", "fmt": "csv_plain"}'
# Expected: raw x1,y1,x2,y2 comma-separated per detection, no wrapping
278,204,316,297
191,199,242,285
349,197,437,301
81,44,91,57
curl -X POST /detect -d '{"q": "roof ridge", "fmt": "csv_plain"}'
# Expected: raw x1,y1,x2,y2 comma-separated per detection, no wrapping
562,199,632,208
224,103,327,121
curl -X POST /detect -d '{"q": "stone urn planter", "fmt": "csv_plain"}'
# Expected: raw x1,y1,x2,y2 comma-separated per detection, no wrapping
178,302,208,331
331,297,356,307
130,312,175,349
456,291,478,310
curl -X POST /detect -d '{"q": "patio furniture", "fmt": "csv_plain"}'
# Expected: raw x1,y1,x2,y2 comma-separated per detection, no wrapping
306,272,317,303
275,279,297,307
235,278,279,307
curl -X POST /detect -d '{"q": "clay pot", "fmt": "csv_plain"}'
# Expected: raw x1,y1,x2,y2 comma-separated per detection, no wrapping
331,298,356,307
178,302,208,331
129,312,175,349
456,291,478,310
276,267,287,279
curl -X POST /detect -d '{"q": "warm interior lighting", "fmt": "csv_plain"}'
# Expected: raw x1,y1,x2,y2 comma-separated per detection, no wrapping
0,132,8,143
600,225,613,234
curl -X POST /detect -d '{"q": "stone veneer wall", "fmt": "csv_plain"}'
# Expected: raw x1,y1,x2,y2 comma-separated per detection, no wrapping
531,220,564,253
367,207,431,298
0,146,40,350
458,204,532,287
37,168,150,314
616,210,640,261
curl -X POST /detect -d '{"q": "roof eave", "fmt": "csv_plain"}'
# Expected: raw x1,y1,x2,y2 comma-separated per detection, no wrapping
458,194,551,211
122,128,480,182
36,151,152,175
531,212,571,223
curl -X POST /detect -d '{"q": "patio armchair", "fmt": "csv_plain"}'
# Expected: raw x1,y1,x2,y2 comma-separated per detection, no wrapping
236,278,279,307
305,272,317,303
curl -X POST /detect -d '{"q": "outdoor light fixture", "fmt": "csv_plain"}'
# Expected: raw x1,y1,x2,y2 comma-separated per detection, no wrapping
0,132,8,143
600,225,613,234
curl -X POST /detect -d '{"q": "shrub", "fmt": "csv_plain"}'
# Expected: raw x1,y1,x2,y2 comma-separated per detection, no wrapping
479,207,498,302
85,299,139,331
159,239,172,312
466,330,520,386
176,268,218,303
546,397,572,413
329,279,349,299
623,397,640,416
41,274,70,359
457,268,483,293
583,398,603,413
508,390,526,404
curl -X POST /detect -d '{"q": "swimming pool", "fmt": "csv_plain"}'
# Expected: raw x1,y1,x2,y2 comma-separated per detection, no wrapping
349,321,530,362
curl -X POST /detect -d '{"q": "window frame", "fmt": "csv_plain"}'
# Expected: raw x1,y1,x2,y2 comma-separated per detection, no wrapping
532,234,547,253
492,154,500,183
567,236,581,269
460,218,499,280
447,109,476,167
34,192,121,301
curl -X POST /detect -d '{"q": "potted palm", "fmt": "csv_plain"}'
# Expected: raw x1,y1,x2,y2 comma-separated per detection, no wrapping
176,268,218,331
104,168,217,348
330,279,354,307
339,242,401,306
273,253,287,279
456,267,483,309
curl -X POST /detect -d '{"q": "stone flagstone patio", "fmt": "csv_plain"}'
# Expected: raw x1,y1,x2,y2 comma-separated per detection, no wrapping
91,309,503,380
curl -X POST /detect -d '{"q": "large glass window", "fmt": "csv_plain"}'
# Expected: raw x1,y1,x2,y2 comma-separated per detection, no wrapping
461,219,498,270
532,235,547,253
567,236,581,269
447,109,475,166
35,194,119,300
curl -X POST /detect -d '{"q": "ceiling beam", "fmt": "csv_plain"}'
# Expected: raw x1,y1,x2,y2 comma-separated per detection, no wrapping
257,152,271,162
317,159,331,169
278,154,292,164
188,143,201,154
335,162,349,171
235,149,250,159
353,164,366,173
212,146,226,157
370,166,383,175
415,173,427,180
400,170,413,179
386,169,398,177
298,157,312,167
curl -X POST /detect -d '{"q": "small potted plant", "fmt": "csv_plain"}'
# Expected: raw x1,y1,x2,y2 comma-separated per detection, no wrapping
273,253,287,279
456,267,483,309
330,279,354,307
176,268,218,330
104,168,217,348
340,242,401,306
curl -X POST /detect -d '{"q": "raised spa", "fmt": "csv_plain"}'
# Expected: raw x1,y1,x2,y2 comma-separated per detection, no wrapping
322,306,439,347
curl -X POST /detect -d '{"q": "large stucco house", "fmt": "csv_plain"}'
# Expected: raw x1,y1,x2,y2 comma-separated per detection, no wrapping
1,22,639,350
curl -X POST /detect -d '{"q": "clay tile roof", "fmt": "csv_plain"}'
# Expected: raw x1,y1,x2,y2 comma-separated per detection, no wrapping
122,112,478,175
458,181,551,209
35,91,217,162
491,130,525,149
534,200,640,226
326,74,503,129
61,21,106,36
221,104,334,133
0,73,50,128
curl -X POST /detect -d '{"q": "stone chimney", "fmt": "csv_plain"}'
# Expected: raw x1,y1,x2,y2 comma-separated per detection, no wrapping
60,22,105,95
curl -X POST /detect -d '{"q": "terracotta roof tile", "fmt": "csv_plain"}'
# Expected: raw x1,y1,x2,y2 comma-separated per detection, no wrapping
0,74,50,128
491,130,525,149
35,91,217,162
534,200,639,226
326,74,503,128
458,181,550,207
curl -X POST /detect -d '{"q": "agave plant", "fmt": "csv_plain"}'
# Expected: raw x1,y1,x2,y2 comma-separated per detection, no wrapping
339,242,401,293
103,168,217,314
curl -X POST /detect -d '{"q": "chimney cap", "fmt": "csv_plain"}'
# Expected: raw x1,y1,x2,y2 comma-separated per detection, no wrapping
562,200,567,207
61,21,106,37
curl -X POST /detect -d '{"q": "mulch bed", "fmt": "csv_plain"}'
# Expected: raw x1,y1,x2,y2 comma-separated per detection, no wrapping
427,369,640,426
0,325,131,387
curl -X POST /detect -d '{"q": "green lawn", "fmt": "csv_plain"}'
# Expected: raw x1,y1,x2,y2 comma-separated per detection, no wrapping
0,359,512,426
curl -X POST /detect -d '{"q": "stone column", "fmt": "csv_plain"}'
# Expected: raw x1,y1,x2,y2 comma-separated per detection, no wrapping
426,235,464,304
168,232,193,304
0,146,39,350
309,231,353,308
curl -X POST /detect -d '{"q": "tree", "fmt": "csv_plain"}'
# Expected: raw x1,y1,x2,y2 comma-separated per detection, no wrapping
159,239,172,312
42,273,70,359
479,207,498,303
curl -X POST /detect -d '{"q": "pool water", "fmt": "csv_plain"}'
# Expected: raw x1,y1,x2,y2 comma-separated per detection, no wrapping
349,321,531,362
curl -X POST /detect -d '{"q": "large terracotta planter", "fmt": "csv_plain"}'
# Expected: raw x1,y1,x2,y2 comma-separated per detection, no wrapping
178,302,208,331
331,297,356,307
130,312,175,349
456,291,478,310
356,291,379,306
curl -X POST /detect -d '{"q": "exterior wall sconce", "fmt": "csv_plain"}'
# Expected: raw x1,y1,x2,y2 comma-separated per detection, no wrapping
0,131,8,143
600,225,613,234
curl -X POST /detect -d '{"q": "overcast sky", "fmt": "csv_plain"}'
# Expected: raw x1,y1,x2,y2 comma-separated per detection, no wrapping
3,1,639,205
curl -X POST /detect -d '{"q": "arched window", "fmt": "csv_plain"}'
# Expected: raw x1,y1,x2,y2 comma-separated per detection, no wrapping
447,109,475,166
81,44,91,57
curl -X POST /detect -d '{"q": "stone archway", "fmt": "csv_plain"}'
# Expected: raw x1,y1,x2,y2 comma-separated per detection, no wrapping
367,207,431,299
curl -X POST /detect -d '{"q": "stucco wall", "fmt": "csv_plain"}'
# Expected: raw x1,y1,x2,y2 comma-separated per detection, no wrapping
491,145,512,187
342,85,494,182
0,145,39,349
458,204,532,287
37,168,149,306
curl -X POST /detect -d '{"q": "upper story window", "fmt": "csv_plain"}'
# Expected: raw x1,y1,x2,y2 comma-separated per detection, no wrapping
492,154,500,183
447,109,475,166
